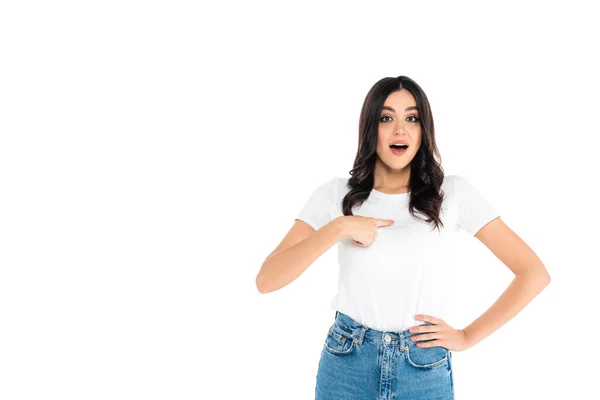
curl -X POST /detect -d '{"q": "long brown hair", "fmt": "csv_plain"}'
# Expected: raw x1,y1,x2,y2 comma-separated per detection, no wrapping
341,75,446,231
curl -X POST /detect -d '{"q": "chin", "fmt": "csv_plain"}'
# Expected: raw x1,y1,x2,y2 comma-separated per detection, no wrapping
386,162,410,170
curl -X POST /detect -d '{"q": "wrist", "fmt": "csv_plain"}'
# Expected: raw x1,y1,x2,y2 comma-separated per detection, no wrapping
333,216,349,239
461,328,475,349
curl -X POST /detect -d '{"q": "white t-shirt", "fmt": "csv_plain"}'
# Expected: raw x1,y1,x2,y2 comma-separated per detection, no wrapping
295,175,500,332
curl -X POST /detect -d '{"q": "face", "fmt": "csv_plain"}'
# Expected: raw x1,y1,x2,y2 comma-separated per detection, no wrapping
376,89,422,171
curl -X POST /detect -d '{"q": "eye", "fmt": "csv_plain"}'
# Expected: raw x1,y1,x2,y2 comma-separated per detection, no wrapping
407,115,419,122
380,115,392,123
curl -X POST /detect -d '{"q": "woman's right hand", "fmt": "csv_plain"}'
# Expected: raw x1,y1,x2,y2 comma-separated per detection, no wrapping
338,216,395,247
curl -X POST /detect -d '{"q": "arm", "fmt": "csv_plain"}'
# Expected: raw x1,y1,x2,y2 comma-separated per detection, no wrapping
256,217,346,294
461,217,551,348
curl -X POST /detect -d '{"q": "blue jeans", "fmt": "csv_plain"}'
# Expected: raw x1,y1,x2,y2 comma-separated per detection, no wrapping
315,311,454,400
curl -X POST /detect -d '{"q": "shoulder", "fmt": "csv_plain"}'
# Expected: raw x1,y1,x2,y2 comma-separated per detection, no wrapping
321,176,346,192
332,176,354,199
335,176,350,190
303,176,346,202
444,174,486,196
441,174,463,194
441,174,480,205
443,174,463,184
317,176,350,193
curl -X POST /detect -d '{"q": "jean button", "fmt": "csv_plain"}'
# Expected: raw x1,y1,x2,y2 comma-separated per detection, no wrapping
384,334,391,343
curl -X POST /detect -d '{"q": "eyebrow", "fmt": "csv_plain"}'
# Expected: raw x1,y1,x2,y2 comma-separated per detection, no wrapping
381,106,418,113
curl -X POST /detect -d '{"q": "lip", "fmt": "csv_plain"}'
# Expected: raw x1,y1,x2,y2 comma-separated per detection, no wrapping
390,146,408,156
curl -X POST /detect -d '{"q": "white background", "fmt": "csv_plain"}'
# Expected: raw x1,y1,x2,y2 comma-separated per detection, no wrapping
1,1,598,399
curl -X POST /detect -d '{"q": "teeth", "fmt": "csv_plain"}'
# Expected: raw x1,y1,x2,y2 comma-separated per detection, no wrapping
390,144,408,148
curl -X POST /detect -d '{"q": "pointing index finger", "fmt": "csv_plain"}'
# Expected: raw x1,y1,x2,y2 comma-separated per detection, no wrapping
376,218,395,227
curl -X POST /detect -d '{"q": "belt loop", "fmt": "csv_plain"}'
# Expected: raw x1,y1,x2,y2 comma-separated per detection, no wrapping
359,325,368,345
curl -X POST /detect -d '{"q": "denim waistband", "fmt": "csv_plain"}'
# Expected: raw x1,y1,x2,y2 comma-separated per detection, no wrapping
333,310,434,346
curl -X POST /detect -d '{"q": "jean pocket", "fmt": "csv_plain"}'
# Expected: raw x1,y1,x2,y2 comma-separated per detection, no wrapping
323,323,356,356
404,340,449,369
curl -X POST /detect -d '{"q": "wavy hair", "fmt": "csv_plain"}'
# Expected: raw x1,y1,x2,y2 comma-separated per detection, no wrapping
341,75,446,231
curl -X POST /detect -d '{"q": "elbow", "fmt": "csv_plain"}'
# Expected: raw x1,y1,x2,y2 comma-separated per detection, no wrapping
255,273,271,294
538,264,551,287
528,269,551,289
256,274,266,294
543,271,551,287
516,266,551,291
540,273,551,293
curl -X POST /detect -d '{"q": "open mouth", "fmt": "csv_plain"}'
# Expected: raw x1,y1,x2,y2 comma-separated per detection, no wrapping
389,144,408,155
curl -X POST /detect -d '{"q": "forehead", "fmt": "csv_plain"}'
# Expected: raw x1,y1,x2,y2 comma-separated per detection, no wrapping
382,89,418,112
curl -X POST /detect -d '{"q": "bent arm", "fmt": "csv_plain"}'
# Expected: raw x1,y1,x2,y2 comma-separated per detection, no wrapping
461,217,551,348
256,217,346,294
462,271,550,348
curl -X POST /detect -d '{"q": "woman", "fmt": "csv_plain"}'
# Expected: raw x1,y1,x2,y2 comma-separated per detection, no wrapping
255,75,551,400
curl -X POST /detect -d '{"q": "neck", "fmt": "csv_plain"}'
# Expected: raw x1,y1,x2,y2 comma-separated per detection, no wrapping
373,161,411,193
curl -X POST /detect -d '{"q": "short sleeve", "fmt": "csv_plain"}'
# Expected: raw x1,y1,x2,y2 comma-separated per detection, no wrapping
455,176,500,236
295,177,339,231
